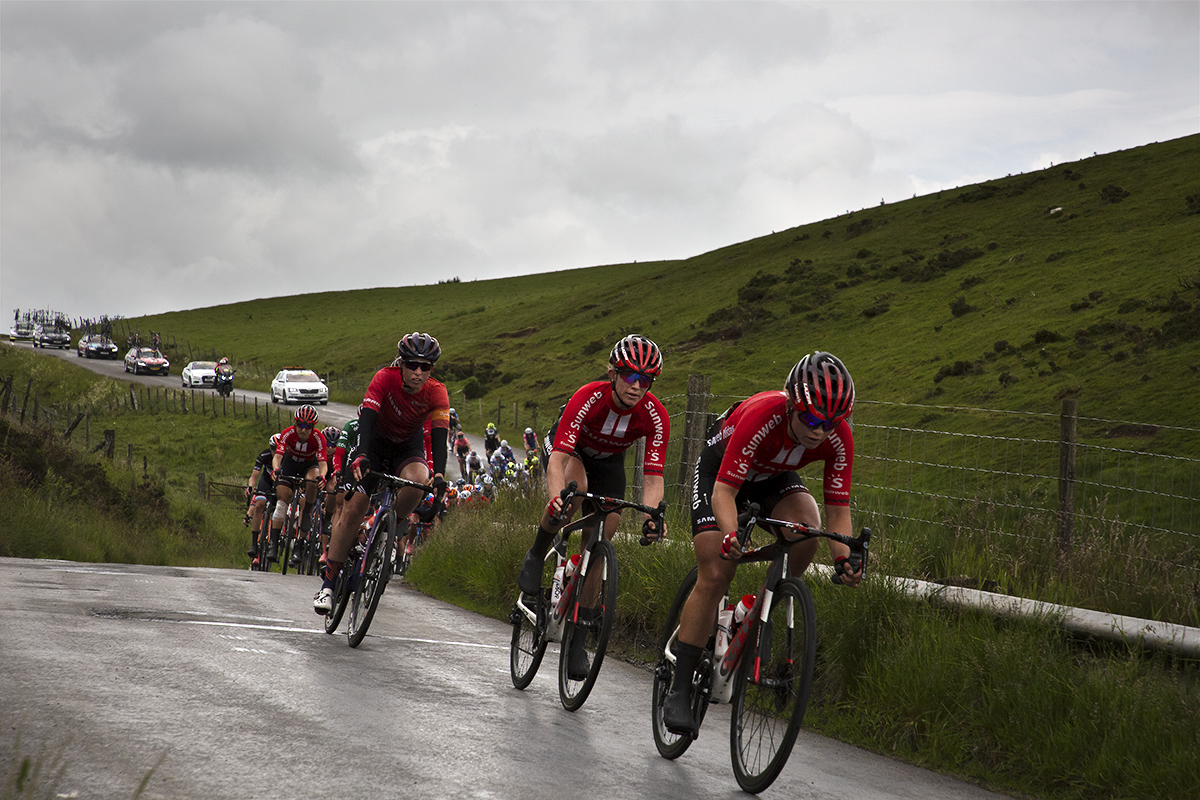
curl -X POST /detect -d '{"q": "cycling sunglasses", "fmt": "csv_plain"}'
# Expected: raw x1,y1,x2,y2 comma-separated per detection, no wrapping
402,360,434,373
295,422,315,430
618,370,653,389
797,410,838,431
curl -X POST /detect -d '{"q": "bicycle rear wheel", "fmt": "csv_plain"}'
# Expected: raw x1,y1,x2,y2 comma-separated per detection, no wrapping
729,577,816,794
651,566,715,759
558,538,617,711
347,510,395,648
509,551,555,690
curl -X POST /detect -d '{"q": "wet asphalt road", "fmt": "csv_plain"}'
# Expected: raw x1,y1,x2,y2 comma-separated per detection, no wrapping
1,557,1010,800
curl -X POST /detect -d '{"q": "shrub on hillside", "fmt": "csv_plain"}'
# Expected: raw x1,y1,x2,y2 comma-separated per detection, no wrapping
1100,184,1131,203
949,296,976,317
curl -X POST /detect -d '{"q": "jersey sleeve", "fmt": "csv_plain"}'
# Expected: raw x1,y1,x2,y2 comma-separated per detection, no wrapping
551,383,604,456
640,394,671,477
820,424,854,506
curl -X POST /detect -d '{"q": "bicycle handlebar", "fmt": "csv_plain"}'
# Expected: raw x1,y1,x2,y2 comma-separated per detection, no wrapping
554,480,668,546
735,503,871,584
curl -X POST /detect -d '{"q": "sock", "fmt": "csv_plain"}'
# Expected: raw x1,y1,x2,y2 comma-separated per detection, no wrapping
671,642,703,693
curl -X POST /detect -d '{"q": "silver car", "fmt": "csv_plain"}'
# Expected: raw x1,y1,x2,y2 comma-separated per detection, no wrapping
270,369,329,405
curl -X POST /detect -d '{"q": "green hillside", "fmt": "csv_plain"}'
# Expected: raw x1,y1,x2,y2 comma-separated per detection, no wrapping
126,134,1199,438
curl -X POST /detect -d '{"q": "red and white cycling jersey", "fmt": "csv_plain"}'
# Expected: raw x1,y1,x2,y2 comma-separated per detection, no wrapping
275,426,329,464
362,367,451,443
551,380,670,477
709,391,853,506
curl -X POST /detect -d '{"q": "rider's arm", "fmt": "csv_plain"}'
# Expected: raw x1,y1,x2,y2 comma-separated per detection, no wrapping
712,480,741,539
544,449,572,500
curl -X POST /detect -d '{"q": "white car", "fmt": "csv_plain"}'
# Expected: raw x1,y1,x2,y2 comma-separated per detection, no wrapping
270,369,329,405
181,361,218,389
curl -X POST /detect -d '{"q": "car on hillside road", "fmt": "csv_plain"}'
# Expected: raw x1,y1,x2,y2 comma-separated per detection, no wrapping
9,320,36,342
77,334,121,359
33,324,72,350
270,369,329,405
124,347,170,376
181,361,218,389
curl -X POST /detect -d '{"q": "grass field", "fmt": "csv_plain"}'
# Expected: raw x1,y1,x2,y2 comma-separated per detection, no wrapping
94,134,1199,451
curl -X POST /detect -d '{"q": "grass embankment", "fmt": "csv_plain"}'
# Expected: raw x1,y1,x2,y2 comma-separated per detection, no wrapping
409,493,1200,800
0,346,271,565
114,134,1200,453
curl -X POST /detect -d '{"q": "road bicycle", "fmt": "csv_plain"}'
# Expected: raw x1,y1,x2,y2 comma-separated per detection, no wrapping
509,481,666,711
288,487,332,576
650,504,870,794
394,514,435,578
322,472,442,647
249,489,276,572
278,475,319,577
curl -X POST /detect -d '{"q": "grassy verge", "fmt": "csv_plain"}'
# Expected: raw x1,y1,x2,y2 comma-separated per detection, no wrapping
408,494,1200,800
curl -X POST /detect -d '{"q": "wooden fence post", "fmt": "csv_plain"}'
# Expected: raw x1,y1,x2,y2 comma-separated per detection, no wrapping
675,374,712,511
1057,398,1078,561
198,472,208,499
632,439,646,505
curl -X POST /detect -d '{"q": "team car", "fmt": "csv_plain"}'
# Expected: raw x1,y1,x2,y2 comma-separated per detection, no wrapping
33,324,72,349
270,368,329,405
77,334,121,359
124,347,170,375
9,320,36,341
180,361,218,389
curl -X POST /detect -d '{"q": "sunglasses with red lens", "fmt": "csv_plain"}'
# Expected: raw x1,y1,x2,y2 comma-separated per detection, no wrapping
797,411,837,431
402,361,433,373
618,370,653,389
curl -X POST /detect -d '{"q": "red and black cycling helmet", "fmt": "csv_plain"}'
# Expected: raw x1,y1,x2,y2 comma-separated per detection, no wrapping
609,334,663,377
397,332,441,363
785,351,855,424
293,404,319,426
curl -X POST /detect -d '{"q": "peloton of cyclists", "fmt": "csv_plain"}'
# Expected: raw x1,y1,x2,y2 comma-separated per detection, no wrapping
313,332,449,614
661,351,863,736
269,405,329,562
516,334,671,677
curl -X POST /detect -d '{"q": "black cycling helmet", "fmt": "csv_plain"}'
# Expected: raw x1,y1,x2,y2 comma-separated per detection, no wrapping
294,404,319,425
397,332,441,363
609,334,663,377
784,351,855,423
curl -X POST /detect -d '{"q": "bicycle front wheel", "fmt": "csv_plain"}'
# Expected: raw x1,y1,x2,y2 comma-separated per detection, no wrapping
347,510,395,648
557,538,617,711
651,565,714,760
729,577,816,794
323,549,355,635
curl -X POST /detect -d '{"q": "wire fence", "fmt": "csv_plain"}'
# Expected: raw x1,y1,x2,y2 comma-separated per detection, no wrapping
628,380,1199,605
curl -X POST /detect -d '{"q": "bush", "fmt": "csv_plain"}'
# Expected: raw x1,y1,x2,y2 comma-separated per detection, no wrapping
949,296,976,317
1100,184,1131,203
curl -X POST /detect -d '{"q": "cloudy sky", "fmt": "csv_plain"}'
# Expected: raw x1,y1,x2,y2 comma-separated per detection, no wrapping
3,1,1197,321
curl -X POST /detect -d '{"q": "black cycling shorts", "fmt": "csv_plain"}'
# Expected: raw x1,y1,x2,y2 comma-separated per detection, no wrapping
278,457,320,489
690,462,807,537
360,429,428,496
544,417,628,509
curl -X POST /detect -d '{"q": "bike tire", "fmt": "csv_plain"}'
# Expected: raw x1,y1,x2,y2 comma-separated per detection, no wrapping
558,538,617,712
729,577,816,794
651,565,715,759
347,510,395,648
323,545,357,634
509,552,555,690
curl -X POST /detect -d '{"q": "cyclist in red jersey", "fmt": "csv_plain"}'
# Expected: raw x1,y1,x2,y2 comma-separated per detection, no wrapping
269,405,329,562
662,352,863,736
516,335,671,670
313,332,450,613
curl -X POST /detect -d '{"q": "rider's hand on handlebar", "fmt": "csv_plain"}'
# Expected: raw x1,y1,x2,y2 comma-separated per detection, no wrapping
719,531,744,561
545,495,565,521
350,456,370,481
641,517,664,543
832,555,864,587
